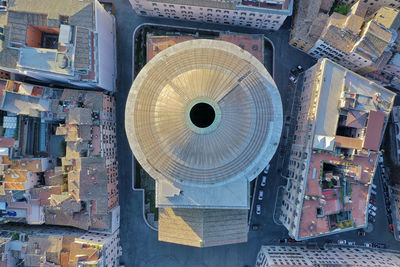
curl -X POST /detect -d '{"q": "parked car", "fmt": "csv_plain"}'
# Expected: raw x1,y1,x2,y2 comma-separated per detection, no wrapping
296,65,304,72
348,241,356,246
251,224,260,231
279,239,289,243
256,204,261,215
261,176,267,187
290,67,299,75
338,240,347,245
371,184,377,190
6,211,16,216
364,242,372,248
373,243,386,249
370,189,377,195
289,75,297,83
258,190,264,201
378,155,384,163
368,215,376,223
369,199,376,205
368,209,376,216
358,230,366,236
381,167,386,175
263,164,270,174
368,203,377,211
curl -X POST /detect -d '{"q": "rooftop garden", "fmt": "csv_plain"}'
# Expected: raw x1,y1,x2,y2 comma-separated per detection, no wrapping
330,1,351,16
328,211,355,230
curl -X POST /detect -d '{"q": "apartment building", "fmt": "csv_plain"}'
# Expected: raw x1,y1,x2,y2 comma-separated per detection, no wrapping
129,0,293,31
289,0,335,52
0,80,119,234
0,226,121,267
280,58,395,240
0,0,116,91
340,0,400,13
255,245,400,266
308,3,397,73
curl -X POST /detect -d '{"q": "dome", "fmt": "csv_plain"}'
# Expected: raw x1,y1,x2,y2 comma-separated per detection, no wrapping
125,39,282,186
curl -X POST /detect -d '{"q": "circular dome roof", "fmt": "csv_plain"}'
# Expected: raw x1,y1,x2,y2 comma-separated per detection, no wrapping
126,39,282,186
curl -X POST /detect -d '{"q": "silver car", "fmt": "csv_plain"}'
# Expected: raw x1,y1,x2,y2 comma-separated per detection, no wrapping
258,190,264,201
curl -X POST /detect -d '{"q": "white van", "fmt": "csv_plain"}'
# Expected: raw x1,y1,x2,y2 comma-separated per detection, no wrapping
261,176,267,187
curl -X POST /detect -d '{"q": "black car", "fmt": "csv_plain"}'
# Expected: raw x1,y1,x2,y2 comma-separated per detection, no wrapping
358,230,366,236
373,243,386,249
290,68,299,75
368,215,376,223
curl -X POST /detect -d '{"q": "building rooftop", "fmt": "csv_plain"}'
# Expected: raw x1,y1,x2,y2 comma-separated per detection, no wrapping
127,39,282,208
0,90,51,117
158,208,248,247
296,59,395,240
364,110,385,151
127,38,281,246
0,0,99,83
239,0,292,14
0,81,118,232
290,0,334,51
24,234,105,266
147,32,264,63
373,6,400,30
353,21,395,62
320,13,361,54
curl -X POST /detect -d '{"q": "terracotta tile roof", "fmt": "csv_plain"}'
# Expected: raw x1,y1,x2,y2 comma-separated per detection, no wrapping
321,190,340,215
345,110,367,128
334,136,363,150
321,26,357,54
299,199,330,239
30,186,62,206
363,110,385,151
0,137,15,147
4,182,24,190
147,33,264,63
354,22,394,62
299,150,378,238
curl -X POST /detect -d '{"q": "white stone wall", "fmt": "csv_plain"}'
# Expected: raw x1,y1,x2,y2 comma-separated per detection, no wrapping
256,245,400,266
95,0,117,92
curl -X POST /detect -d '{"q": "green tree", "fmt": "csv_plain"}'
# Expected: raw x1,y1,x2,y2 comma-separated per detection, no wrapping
333,4,351,15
